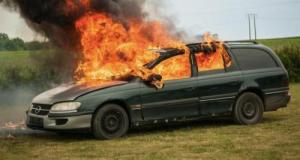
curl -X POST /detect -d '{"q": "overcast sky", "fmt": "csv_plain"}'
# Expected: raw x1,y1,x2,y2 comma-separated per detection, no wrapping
1,0,300,41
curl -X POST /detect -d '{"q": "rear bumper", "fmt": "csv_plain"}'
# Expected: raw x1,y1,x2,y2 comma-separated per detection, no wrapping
26,113,92,130
265,93,291,111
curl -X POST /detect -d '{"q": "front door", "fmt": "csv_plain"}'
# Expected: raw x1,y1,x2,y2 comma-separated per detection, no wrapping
140,53,199,121
140,78,199,121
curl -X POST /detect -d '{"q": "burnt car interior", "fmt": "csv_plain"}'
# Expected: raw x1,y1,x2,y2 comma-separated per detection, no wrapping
144,48,185,69
145,42,228,80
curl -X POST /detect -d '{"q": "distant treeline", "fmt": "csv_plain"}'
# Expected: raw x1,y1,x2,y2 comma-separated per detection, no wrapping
0,33,48,51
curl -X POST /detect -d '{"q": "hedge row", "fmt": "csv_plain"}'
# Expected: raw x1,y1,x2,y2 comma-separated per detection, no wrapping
275,45,300,82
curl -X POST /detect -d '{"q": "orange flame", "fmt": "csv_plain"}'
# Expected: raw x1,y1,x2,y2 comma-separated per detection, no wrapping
195,33,231,72
71,2,230,86
75,12,189,84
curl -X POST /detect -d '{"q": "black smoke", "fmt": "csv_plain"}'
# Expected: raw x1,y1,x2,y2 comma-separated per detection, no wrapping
0,0,147,49
0,0,154,89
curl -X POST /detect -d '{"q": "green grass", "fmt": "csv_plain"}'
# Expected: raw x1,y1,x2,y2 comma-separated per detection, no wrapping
258,37,300,49
0,51,34,67
0,51,38,88
0,84,299,160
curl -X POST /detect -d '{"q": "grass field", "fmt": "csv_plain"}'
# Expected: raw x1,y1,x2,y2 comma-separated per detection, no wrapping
0,49,71,88
0,51,38,87
0,51,35,68
258,37,300,49
0,84,299,160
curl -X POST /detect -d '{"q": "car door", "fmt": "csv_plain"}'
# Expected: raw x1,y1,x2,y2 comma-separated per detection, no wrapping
140,55,200,121
194,48,243,116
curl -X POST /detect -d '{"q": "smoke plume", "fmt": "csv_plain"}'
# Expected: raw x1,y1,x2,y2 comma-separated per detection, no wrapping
0,0,151,50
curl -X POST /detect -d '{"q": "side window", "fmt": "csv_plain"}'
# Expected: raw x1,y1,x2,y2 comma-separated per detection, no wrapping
231,48,278,70
195,48,232,75
152,54,191,80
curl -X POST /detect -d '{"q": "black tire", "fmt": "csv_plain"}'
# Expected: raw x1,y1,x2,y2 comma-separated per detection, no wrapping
233,92,264,125
92,104,129,140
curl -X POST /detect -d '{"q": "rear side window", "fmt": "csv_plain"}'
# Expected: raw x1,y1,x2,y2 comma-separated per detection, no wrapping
231,48,278,70
195,47,233,75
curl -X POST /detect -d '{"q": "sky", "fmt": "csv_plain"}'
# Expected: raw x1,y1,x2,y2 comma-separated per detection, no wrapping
0,0,300,41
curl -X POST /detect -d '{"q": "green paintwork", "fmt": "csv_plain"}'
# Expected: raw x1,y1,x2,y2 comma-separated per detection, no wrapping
72,43,290,126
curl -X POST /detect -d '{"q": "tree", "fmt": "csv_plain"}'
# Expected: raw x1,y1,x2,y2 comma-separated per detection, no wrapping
0,33,9,51
0,32,47,51
11,38,25,50
0,33,9,41
4,40,18,51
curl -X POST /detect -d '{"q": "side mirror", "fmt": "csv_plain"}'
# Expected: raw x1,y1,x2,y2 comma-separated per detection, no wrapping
146,73,164,89
147,73,162,82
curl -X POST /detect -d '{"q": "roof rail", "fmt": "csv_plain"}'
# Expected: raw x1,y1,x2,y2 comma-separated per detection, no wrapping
187,41,222,46
224,40,258,44
187,40,258,46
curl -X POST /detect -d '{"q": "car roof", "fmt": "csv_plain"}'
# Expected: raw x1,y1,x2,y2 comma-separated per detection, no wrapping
187,41,272,51
224,41,261,48
223,41,275,53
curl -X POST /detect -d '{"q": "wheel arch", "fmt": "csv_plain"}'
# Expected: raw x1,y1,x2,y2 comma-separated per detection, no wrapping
237,87,265,109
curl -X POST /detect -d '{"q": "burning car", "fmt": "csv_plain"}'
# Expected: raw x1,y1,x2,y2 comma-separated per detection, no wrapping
26,41,290,139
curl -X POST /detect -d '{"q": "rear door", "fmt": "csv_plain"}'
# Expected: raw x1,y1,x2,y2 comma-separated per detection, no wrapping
194,47,243,116
140,54,200,121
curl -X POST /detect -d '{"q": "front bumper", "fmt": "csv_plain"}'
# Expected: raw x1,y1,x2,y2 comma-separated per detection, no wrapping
26,112,92,130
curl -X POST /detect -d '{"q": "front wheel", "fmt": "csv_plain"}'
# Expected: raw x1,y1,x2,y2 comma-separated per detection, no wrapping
233,92,264,125
92,104,129,140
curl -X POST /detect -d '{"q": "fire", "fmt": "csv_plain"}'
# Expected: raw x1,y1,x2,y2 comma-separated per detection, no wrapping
75,12,189,84
70,1,229,86
195,33,232,71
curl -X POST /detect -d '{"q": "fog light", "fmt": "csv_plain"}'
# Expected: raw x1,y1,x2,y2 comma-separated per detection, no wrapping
55,119,68,125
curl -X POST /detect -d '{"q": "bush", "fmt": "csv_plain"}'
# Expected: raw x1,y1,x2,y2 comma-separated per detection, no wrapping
275,45,300,82
0,49,76,89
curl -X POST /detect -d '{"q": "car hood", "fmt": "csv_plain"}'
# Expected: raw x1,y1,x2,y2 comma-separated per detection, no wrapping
32,81,128,104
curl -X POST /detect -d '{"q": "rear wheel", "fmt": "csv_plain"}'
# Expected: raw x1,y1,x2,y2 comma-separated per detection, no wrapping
233,92,264,125
92,104,129,140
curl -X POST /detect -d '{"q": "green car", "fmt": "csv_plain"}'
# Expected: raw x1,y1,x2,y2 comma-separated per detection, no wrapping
26,41,291,139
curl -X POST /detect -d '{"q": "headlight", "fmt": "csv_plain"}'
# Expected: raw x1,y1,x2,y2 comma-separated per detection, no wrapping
50,102,81,113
